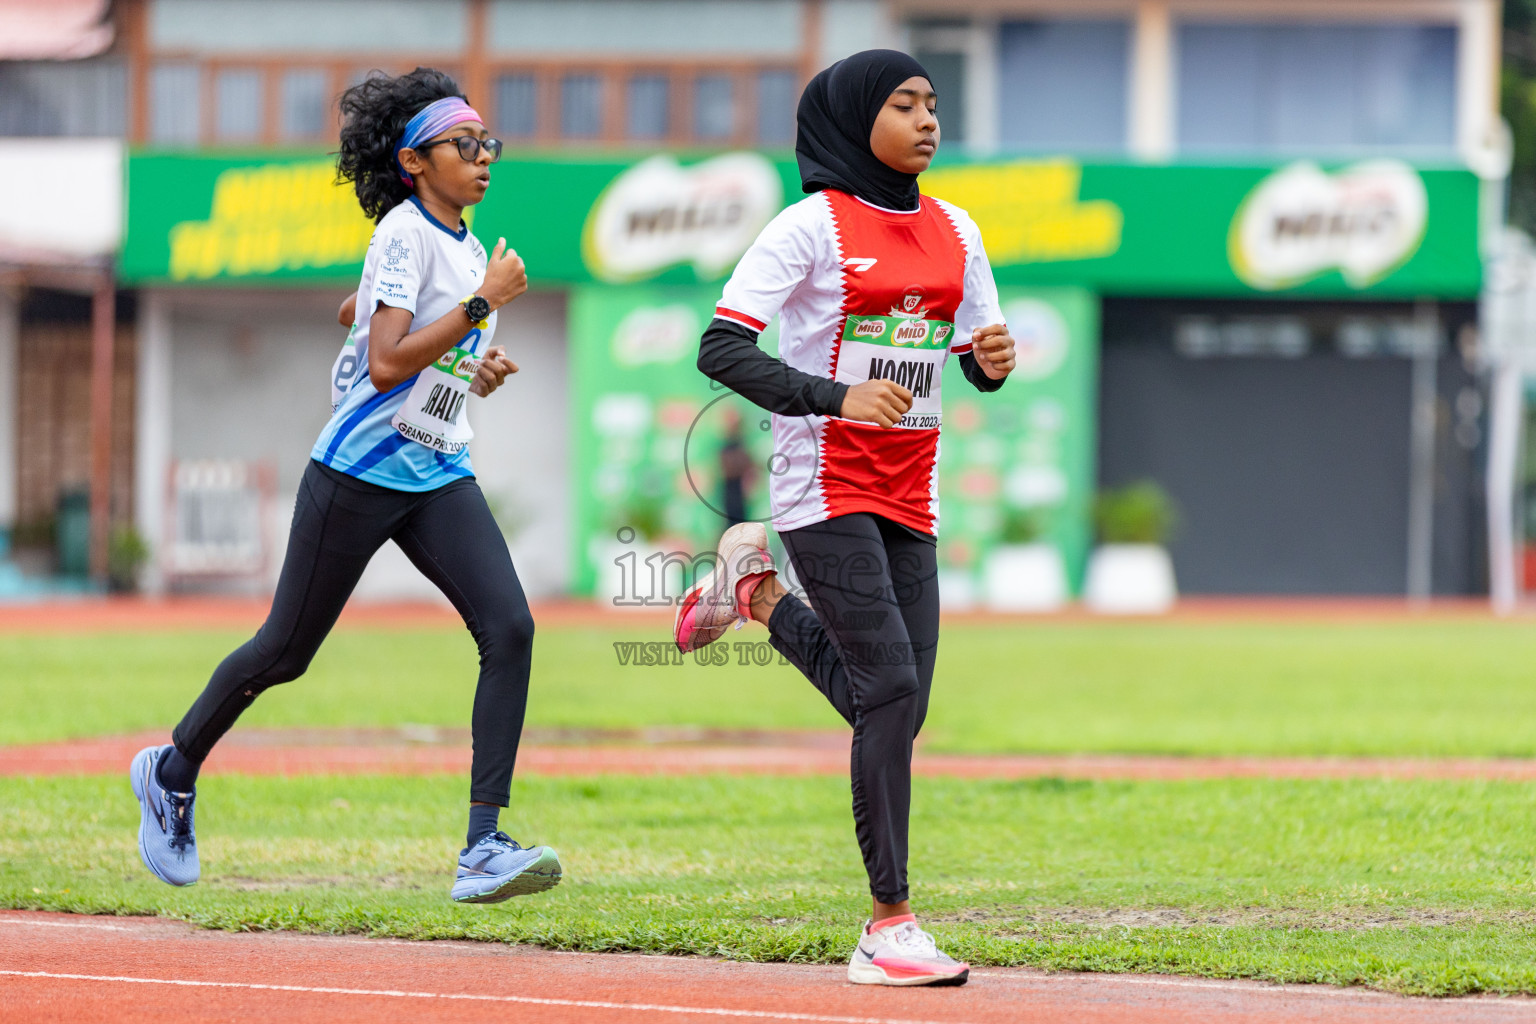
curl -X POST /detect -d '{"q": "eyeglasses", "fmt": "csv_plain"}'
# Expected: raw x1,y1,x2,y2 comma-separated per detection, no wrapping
412,136,504,163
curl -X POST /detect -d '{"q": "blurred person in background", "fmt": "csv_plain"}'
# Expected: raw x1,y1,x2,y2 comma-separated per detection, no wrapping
719,407,755,526
676,50,1017,986
129,67,563,907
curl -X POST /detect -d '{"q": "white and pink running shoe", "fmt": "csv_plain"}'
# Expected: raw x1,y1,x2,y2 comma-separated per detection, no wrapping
673,522,776,654
847,915,970,986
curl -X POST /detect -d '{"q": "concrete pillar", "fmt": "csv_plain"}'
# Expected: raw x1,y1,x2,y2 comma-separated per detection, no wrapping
88,274,115,582
0,290,16,541
1129,0,1174,161
963,17,999,156
135,290,172,595
1456,0,1500,167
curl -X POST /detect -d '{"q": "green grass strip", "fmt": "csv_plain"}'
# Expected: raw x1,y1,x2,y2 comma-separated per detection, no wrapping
9,620,1536,756
6,774,1536,996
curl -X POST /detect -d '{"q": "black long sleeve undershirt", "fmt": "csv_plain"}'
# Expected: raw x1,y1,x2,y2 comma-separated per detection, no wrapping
696,318,1003,414
959,347,1006,393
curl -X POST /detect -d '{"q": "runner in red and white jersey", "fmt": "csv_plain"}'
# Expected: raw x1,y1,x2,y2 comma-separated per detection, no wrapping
713,177,1002,534
675,50,1018,986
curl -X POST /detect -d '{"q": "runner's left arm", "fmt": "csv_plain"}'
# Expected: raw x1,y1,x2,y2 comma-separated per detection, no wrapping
950,212,1011,392
337,291,357,328
957,350,1005,392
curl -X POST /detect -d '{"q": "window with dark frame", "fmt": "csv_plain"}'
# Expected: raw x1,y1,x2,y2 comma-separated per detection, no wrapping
755,68,796,145
560,72,603,139
149,62,201,145
214,68,262,142
626,73,670,140
693,73,734,140
495,73,539,138
279,68,329,140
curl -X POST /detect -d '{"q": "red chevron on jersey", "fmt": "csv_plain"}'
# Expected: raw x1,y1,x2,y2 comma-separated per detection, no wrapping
818,191,967,534
714,188,1003,536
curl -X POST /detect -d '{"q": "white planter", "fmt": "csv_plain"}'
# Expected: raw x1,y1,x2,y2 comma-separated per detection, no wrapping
983,543,1070,613
937,568,978,611
1083,544,1177,614
591,537,692,610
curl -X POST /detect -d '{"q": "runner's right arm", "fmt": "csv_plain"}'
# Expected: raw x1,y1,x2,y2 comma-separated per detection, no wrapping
700,202,911,426
697,318,846,416
369,237,526,392
698,320,912,426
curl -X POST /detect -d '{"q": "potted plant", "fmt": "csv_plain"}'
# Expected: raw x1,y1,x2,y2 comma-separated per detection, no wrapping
592,492,660,608
107,525,150,594
1084,482,1178,613
983,506,1069,612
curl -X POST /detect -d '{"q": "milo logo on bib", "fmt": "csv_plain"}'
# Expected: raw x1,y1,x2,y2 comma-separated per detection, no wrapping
834,314,953,431
842,315,952,350
394,345,479,455
434,347,479,382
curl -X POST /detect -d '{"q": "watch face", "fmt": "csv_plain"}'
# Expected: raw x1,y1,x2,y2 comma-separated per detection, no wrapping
466,297,489,320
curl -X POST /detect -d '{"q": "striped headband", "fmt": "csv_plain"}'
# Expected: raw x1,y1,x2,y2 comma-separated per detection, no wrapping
394,96,483,187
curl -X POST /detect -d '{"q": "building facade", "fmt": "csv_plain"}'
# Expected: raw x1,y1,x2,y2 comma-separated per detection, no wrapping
0,0,1505,600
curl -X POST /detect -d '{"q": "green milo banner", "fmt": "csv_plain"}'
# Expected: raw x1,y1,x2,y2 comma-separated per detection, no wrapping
568,284,1098,601
569,285,780,602
937,287,1098,600
122,151,1481,298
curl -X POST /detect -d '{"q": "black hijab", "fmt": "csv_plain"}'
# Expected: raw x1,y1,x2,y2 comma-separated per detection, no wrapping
795,49,933,212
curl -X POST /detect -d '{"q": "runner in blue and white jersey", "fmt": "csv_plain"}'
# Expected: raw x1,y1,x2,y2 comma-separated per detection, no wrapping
317,188,491,486
129,68,562,905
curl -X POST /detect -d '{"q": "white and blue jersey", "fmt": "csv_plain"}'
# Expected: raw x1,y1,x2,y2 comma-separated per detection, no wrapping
312,196,498,491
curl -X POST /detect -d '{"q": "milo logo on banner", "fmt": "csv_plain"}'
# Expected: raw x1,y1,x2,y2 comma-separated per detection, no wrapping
583,153,783,283
1228,160,1428,290
843,315,952,349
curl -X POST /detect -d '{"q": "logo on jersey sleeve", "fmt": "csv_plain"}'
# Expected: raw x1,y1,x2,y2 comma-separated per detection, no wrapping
383,238,411,269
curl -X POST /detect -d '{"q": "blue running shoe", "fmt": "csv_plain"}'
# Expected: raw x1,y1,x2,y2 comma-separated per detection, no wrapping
129,744,199,887
450,831,561,904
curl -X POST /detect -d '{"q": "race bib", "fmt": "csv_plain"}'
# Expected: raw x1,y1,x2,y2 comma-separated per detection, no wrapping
392,346,479,454
329,324,360,412
834,314,952,430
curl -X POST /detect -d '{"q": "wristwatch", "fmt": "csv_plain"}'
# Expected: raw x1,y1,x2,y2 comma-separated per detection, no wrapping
461,294,490,325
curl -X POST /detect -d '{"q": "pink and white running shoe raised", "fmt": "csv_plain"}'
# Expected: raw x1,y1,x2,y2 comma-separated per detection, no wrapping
847,915,970,986
673,522,776,654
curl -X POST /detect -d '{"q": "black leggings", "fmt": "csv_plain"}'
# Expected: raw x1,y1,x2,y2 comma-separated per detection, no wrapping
172,459,535,806
768,513,940,904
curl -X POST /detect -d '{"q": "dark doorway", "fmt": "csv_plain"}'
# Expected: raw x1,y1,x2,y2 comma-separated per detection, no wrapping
1098,298,1483,595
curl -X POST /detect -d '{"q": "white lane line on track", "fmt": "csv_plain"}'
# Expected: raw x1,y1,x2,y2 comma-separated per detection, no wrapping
0,918,136,933
0,970,974,1024
5,917,1531,1010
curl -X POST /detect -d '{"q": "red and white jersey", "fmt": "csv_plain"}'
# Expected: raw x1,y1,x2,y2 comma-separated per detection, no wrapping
715,189,1003,536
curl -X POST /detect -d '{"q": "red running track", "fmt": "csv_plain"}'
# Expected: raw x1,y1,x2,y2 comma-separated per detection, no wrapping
0,595,1506,636
3,911,1532,1024
10,729,1536,782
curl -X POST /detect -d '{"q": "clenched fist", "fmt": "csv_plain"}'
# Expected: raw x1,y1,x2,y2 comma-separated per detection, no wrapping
840,379,913,428
972,323,1016,380
480,237,527,312
469,345,519,397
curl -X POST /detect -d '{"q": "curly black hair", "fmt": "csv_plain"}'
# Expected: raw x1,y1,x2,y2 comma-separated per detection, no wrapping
336,67,466,223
